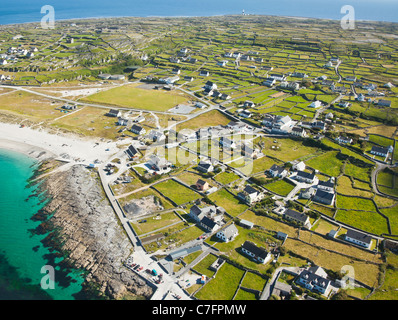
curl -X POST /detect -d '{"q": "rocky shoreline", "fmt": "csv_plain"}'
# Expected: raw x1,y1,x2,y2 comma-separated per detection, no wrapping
31,162,154,300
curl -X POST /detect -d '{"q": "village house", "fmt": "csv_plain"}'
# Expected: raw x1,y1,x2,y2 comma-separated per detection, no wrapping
290,126,307,138
317,179,335,193
243,101,255,108
296,266,331,296
241,144,260,159
313,189,335,206
284,208,310,227
196,160,214,173
268,164,288,178
148,154,171,172
263,78,276,87
370,145,391,158
292,161,306,172
215,223,239,243
239,109,252,118
126,145,139,160
241,241,271,264
237,185,264,205
308,101,322,108
377,99,392,107
199,70,210,77
271,115,295,134
130,124,146,135
336,136,353,144
219,137,237,149
196,179,209,192
294,170,316,184
147,130,166,142
344,229,372,249
106,109,121,117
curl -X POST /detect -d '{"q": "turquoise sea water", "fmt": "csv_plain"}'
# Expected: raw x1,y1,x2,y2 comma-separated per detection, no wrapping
0,149,86,300
1,0,398,25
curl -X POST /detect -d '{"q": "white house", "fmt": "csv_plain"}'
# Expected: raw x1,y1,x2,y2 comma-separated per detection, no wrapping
219,137,236,149
237,185,264,205
130,124,146,135
148,154,171,172
292,161,306,171
216,224,239,243
296,266,331,295
268,164,288,178
147,130,166,142
336,136,353,144
241,241,271,264
344,229,372,249
308,101,322,108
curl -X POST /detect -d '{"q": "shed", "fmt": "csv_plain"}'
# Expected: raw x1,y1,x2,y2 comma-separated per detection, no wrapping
239,219,254,229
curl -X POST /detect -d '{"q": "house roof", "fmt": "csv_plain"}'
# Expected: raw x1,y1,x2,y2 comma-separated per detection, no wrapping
371,145,389,154
318,180,334,188
296,170,315,180
239,219,254,228
299,269,330,289
220,224,238,239
314,189,335,201
243,185,260,196
346,229,372,244
200,216,218,230
242,241,268,259
284,209,308,223
126,145,138,157
269,164,285,174
196,179,208,186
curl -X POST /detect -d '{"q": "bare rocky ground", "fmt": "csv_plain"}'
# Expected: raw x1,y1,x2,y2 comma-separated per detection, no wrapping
35,164,153,299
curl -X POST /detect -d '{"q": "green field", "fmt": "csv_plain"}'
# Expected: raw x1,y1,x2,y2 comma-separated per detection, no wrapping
82,83,190,111
264,179,296,196
153,179,200,205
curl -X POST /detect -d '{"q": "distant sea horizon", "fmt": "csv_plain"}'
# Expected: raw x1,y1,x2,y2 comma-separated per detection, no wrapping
1,0,398,26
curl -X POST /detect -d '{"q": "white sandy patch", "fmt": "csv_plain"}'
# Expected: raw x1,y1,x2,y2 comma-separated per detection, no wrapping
0,122,125,165
46,87,107,98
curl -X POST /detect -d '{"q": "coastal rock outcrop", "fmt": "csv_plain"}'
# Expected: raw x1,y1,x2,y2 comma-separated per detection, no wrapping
36,164,153,299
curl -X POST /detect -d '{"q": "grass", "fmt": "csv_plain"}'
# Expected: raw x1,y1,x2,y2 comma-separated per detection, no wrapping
208,188,248,217
264,179,295,197
337,176,374,198
81,83,190,111
233,289,258,300
195,262,245,300
176,109,232,131
241,272,267,292
214,171,241,185
306,151,344,177
153,179,200,205
130,211,181,235
336,194,377,211
335,209,389,235
192,253,218,278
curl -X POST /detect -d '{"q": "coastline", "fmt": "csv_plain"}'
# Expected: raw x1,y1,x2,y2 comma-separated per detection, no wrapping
0,122,152,299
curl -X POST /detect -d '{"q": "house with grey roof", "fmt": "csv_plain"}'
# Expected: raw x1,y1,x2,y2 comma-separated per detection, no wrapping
284,209,310,227
296,266,331,296
294,170,316,184
313,189,335,206
344,229,372,249
237,185,264,205
241,241,271,264
268,164,288,178
216,223,239,242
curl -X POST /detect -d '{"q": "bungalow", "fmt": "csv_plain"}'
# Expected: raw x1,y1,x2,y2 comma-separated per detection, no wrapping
172,68,181,75
243,101,255,108
220,93,231,100
130,124,146,135
292,161,306,172
263,78,276,87
217,60,228,67
170,57,180,63
377,99,392,107
189,58,198,64
196,179,209,191
276,231,288,242
117,117,130,126
271,115,294,134
294,171,316,184
290,126,307,138
292,72,308,78
197,160,214,173
184,76,194,82
311,121,326,131
300,187,316,199
241,144,259,159
338,101,350,108
296,267,331,295
336,136,353,144
199,70,210,77
241,241,271,264
237,185,264,205
269,74,286,81
313,189,335,206
216,224,239,243
219,137,236,149
126,145,139,160
317,179,334,193
239,109,252,118
0,59,8,65
345,76,357,82
308,101,322,109
370,145,390,158
344,229,372,249
200,216,221,233
204,81,217,91
148,154,171,172
190,205,224,224
356,94,366,102
179,48,189,54
147,130,166,142
107,109,121,118
195,102,207,109
284,209,310,227
268,164,288,178
224,52,233,58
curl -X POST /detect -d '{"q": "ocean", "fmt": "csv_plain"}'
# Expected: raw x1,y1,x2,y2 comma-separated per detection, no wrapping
0,0,397,25
0,149,86,300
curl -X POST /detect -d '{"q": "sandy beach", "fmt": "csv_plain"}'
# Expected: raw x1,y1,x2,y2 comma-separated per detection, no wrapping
0,122,124,165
